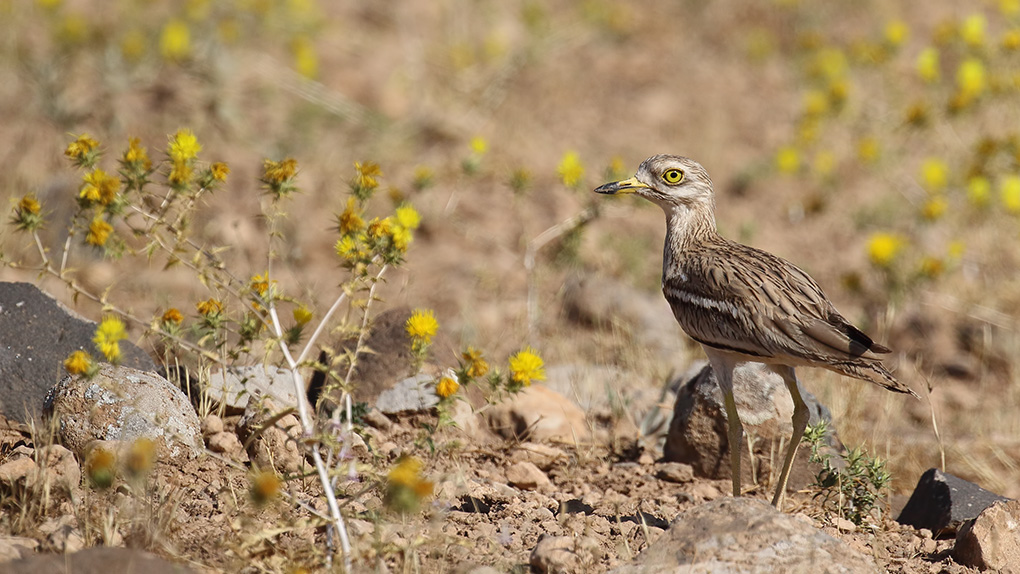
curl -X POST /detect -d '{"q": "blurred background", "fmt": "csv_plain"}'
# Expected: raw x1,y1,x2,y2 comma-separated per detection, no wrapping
0,0,1018,497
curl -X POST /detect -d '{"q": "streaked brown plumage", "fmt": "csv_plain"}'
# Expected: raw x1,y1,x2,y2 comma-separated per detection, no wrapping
595,154,916,508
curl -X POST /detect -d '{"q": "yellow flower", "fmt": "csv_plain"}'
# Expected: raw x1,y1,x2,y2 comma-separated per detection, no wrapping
168,160,192,187
884,20,909,47
65,133,99,164
412,165,434,190
1001,175,1020,213
123,137,151,168
352,161,381,194
857,137,880,164
919,158,948,192
291,35,319,79
802,89,829,117
93,315,127,363
775,146,800,174
12,194,43,231
210,162,230,182
948,240,966,259
469,136,488,156
918,256,944,278
80,168,120,206
120,28,146,62
435,375,459,399
196,298,224,317
160,19,191,61
557,151,585,188
335,234,367,261
161,308,184,325
813,151,836,178
916,47,940,83
125,438,157,477
922,197,948,220
867,232,905,267
960,13,986,48
509,347,545,386
293,306,313,326
957,57,987,100
63,350,93,375
1003,29,1020,51
367,217,392,241
86,216,113,247
462,347,489,378
85,445,116,489
337,197,365,235
812,47,847,81
250,470,281,505
967,176,991,207
1004,0,1020,16
387,456,433,497
405,309,438,344
263,158,298,183
395,203,421,230
390,225,413,252
168,129,201,163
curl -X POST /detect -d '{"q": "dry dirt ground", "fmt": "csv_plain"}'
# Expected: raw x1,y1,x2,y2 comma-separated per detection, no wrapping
0,0,1017,572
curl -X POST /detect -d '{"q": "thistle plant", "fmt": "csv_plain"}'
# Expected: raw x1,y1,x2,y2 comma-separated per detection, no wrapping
2,131,423,569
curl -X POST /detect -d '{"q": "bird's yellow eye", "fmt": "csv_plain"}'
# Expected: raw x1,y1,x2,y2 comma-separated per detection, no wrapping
662,169,684,184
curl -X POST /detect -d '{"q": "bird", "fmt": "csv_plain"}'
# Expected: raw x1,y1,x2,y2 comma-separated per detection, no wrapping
594,154,917,508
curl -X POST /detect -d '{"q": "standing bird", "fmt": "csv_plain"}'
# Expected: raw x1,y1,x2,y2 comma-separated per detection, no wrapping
594,154,916,507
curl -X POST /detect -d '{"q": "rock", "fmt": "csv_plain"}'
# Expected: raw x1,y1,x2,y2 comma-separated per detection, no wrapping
449,398,487,438
505,461,551,491
0,282,157,424
562,274,686,361
611,498,881,574
204,365,299,415
0,457,36,486
206,431,244,458
306,306,457,413
38,515,83,553
0,536,38,563
0,546,198,574
44,364,202,461
509,443,568,471
530,534,601,574
235,397,304,474
484,385,591,445
655,461,694,483
375,373,439,414
663,363,835,492
954,499,1020,572
897,468,1008,535
200,414,224,436
362,408,393,430
36,444,81,500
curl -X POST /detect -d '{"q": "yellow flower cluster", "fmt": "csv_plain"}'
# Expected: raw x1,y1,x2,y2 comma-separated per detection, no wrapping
406,309,439,344
79,168,121,207
557,151,585,188
461,347,489,379
197,298,224,317
86,216,113,247
93,316,127,363
168,129,201,188
435,375,460,399
63,350,94,376
262,158,299,198
250,470,282,505
385,456,434,513
11,193,43,231
65,134,99,167
867,232,904,268
509,347,545,387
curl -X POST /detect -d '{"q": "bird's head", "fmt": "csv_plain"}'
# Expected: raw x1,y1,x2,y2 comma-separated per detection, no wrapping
594,154,714,210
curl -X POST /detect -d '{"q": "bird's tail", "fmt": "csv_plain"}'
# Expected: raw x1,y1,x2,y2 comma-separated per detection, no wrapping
831,360,919,398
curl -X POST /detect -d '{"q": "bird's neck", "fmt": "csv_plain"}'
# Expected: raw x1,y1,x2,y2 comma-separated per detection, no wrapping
662,201,717,278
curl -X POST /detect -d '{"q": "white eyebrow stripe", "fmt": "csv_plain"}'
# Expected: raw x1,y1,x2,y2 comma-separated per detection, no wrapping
664,286,741,319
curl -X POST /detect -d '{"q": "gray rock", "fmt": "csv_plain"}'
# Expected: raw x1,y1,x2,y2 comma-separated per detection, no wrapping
375,373,439,414
954,499,1020,572
663,363,835,492
530,534,601,574
897,467,1009,535
44,364,202,461
611,497,881,574
204,364,300,414
0,282,156,423
0,546,197,574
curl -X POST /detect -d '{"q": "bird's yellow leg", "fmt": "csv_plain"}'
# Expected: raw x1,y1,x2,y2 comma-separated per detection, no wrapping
771,366,810,509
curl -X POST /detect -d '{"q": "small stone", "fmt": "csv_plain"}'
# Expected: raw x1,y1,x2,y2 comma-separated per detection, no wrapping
530,535,593,574
510,442,568,471
506,461,551,491
206,431,243,457
201,414,224,436
484,385,591,444
655,461,694,483
0,457,37,485
833,517,857,532
362,408,392,430
954,499,1020,572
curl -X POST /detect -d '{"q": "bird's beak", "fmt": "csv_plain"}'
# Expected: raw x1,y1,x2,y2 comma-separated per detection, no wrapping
594,176,649,195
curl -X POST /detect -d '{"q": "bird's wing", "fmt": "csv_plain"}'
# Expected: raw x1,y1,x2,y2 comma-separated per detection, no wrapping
665,241,888,363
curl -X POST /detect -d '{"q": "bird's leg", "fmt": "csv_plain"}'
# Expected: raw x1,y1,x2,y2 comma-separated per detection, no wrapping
707,355,743,497
771,366,810,509
722,386,743,497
